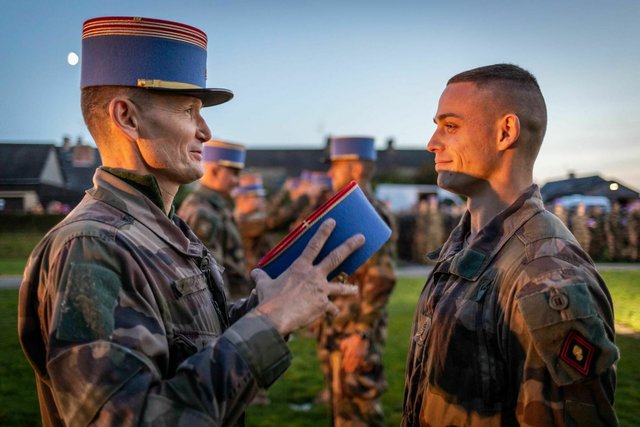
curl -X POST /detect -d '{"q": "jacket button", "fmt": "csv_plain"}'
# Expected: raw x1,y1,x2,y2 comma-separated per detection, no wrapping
549,293,569,311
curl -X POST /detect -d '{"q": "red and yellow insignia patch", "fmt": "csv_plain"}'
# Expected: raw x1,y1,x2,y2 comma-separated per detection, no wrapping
560,330,595,376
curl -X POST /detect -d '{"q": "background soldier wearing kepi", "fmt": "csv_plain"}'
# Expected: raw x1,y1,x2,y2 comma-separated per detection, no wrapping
317,136,397,427
17,16,364,427
403,64,618,426
178,140,253,300
233,173,273,279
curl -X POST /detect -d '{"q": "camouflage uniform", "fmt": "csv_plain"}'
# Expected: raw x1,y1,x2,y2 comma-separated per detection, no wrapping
18,168,291,427
318,193,397,427
627,206,640,262
588,208,607,262
570,210,591,254
266,189,310,233
236,211,273,274
178,184,253,300
402,185,619,426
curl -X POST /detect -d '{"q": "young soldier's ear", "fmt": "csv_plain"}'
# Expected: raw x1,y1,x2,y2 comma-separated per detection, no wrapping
109,97,140,141
497,113,520,151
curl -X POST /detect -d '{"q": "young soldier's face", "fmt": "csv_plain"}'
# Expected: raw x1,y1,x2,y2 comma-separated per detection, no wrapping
426,82,500,196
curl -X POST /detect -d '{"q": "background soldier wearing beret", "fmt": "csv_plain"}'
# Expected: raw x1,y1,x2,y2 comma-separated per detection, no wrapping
317,136,397,427
18,16,363,427
403,64,619,426
178,140,253,300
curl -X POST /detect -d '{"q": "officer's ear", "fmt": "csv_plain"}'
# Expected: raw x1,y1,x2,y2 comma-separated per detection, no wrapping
497,113,520,152
109,96,140,141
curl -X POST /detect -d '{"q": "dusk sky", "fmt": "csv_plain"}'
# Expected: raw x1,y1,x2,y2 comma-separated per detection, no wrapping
1,1,639,189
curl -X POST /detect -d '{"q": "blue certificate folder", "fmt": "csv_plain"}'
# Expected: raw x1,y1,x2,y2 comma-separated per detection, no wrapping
257,181,391,280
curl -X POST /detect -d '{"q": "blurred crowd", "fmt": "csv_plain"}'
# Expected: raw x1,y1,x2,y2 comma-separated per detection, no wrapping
227,174,640,267
550,200,640,263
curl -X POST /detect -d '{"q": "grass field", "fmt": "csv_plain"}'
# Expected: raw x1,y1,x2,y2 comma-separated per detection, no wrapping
1,273,639,426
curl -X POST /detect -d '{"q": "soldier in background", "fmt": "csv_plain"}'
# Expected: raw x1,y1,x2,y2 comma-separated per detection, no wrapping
289,170,333,231
178,140,254,300
588,205,607,261
627,200,640,262
412,195,446,263
318,136,397,426
233,172,275,406
265,176,313,236
605,201,627,261
570,202,591,254
234,173,273,278
552,201,569,227
411,198,430,263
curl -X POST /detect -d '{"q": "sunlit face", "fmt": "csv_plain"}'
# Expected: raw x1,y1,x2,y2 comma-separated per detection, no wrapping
427,82,500,196
235,194,265,215
328,160,354,191
134,94,211,186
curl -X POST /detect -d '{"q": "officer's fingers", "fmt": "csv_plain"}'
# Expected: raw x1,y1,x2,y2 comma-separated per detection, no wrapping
324,300,340,317
298,219,336,263
251,268,271,284
317,234,365,274
325,283,358,297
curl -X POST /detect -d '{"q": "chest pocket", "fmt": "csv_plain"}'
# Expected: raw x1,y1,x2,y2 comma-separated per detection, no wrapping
169,272,222,341
441,271,503,412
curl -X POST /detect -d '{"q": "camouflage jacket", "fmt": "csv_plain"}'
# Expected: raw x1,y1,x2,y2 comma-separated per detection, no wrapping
402,185,619,426
235,211,273,274
178,184,253,300
323,193,397,342
18,168,291,427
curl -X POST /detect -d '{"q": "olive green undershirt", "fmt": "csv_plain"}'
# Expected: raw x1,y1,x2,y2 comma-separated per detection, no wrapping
102,167,175,218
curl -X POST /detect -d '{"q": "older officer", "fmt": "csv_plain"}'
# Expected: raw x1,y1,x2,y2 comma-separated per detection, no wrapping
317,136,397,427
178,140,253,300
402,64,618,426
18,16,362,427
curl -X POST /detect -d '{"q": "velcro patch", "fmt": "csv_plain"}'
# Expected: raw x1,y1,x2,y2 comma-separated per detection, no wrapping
56,262,121,342
559,330,595,376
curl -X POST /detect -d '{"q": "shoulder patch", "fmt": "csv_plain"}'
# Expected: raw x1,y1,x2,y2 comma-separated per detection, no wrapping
55,262,121,342
560,329,596,376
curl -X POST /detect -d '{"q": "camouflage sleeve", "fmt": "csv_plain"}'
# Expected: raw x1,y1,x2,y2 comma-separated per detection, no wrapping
508,262,619,426
41,236,290,426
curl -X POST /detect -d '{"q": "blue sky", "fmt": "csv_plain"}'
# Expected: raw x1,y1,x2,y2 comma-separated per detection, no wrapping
1,0,639,189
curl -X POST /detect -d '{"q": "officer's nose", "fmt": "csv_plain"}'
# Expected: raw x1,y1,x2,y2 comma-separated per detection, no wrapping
197,114,212,142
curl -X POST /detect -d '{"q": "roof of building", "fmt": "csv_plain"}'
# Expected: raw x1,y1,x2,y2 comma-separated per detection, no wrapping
56,145,102,192
0,143,56,184
541,174,639,203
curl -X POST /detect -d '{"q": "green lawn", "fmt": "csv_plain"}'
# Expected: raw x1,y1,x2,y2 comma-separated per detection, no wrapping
1,275,639,426
0,231,42,275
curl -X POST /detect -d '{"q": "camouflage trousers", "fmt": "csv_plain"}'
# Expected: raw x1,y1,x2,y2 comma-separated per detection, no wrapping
317,332,387,427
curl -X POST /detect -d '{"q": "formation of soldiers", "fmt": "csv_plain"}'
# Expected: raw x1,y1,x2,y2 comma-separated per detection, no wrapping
550,200,640,262
179,137,397,424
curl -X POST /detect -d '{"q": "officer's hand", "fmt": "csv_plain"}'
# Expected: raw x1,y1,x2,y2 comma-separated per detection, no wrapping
251,219,363,336
340,334,369,373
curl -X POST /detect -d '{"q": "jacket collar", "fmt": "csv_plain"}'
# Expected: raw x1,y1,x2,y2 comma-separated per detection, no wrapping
87,167,204,258
432,185,545,281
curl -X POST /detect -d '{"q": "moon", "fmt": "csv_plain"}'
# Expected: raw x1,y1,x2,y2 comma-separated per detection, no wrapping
67,52,79,66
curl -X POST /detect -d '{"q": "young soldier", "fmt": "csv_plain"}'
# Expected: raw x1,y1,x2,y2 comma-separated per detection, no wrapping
402,64,618,426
